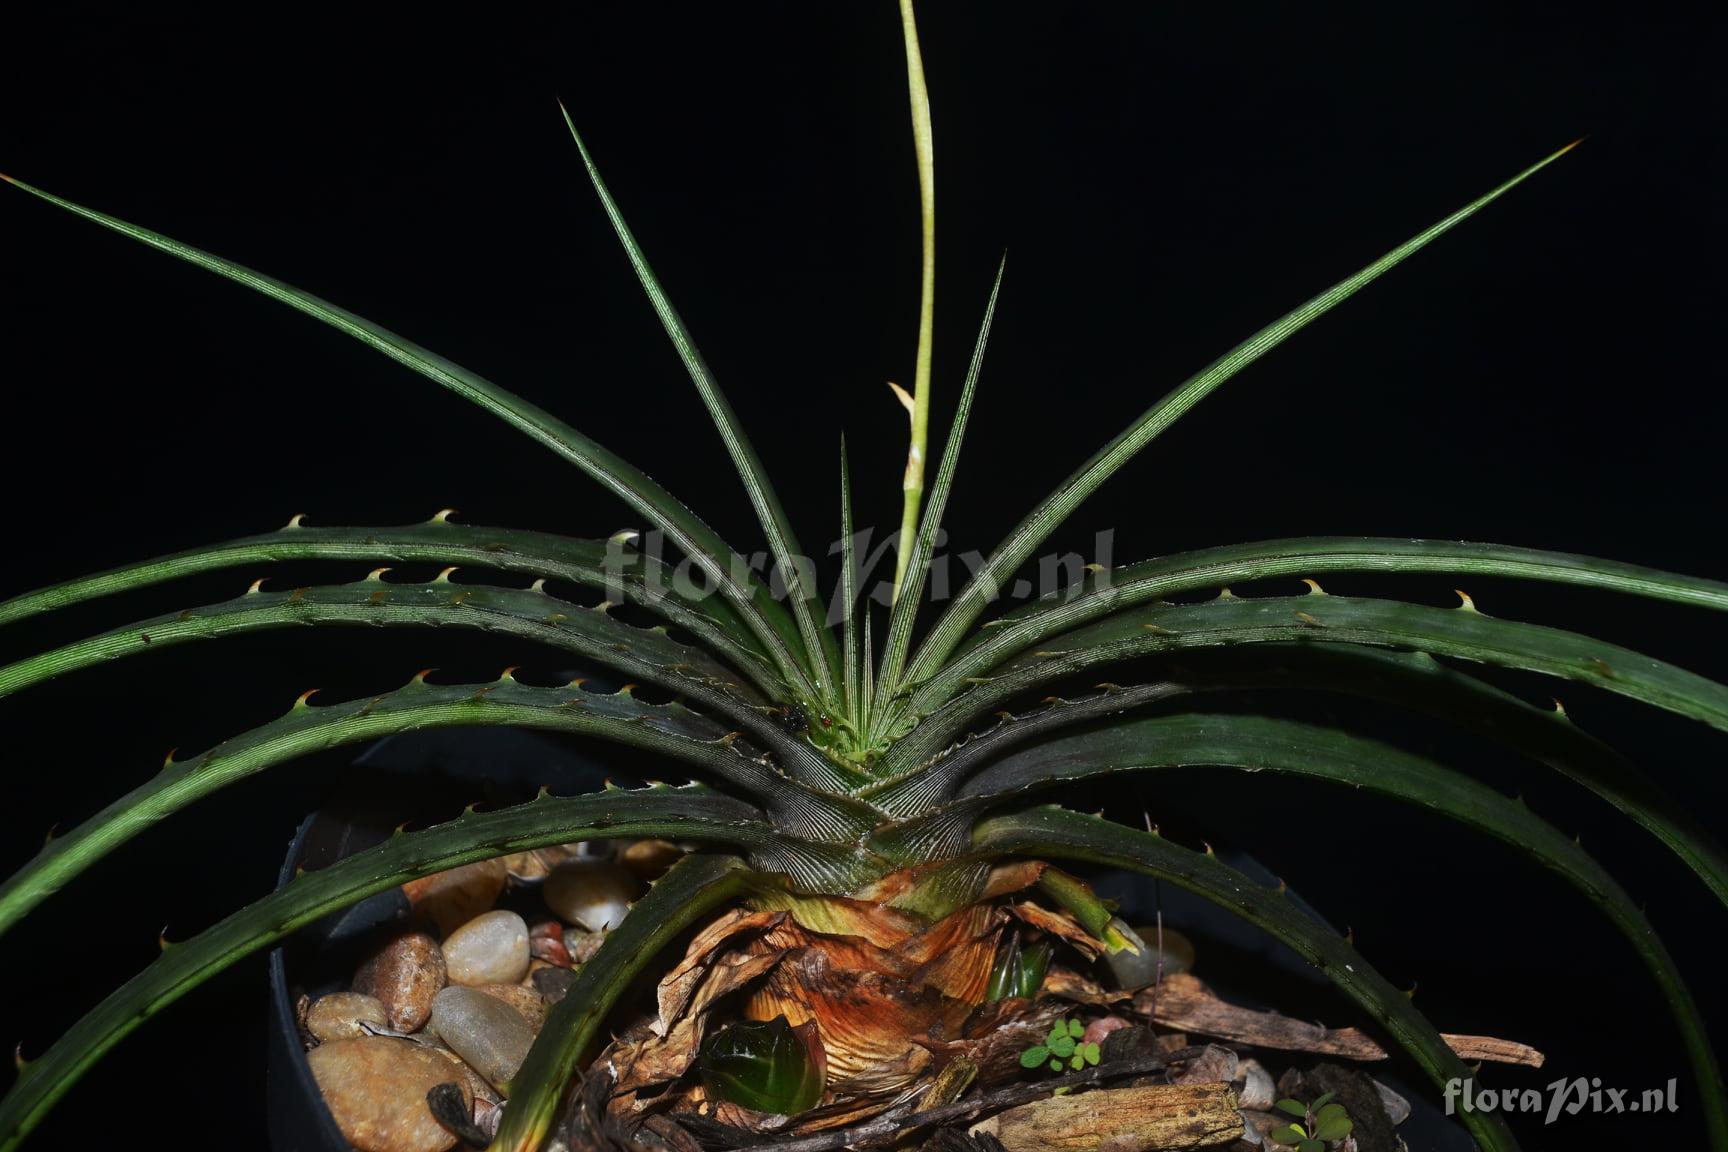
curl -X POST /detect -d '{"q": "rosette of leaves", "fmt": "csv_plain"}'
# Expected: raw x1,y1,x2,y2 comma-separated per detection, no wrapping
1018,1019,1101,1076
1,2,1724,1150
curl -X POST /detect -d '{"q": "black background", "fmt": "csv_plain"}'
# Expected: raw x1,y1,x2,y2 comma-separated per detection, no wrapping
1,5,1723,1148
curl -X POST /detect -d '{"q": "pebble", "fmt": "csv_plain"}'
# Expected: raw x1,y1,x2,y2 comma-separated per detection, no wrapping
1172,1043,1238,1086
421,1042,501,1106
402,859,507,936
531,966,579,1005
1238,1058,1275,1111
542,858,638,932
563,927,608,964
528,919,574,967
442,910,530,986
354,932,447,1032
308,1036,471,1152
501,847,568,883
428,986,536,1089
620,838,683,880
307,992,389,1042
475,982,547,1033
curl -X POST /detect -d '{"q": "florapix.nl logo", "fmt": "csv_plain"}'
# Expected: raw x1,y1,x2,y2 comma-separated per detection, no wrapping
1446,1077,1679,1124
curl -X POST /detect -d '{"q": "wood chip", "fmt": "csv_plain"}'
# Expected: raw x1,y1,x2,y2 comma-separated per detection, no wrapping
1133,973,1544,1068
968,1083,1241,1151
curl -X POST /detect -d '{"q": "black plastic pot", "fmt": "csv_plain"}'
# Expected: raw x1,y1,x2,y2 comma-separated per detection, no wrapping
265,727,622,1152
265,730,1470,1151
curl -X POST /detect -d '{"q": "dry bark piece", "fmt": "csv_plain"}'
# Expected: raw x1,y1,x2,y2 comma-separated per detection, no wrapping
1134,973,1544,1067
968,1083,1241,1151
1043,966,1130,1006
1003,902,1105,960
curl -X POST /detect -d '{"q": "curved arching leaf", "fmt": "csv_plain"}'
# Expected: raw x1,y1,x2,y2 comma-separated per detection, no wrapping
903,144,1578,689
0,519,775,691
876,644,1728,910
0,675,880,937
902,593,1728,747
489,854,757,1152
0,790,770,1151
907,537,1728,714
0,173,816,696
954,714,1724,1146
0,574,863,791
972,805,1519,1152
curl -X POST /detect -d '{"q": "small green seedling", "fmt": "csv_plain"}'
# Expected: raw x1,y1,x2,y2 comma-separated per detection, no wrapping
1269,1091,1354,1151
1018,1018,1101,1074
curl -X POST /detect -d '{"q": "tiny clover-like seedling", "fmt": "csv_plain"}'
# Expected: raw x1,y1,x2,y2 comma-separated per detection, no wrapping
1270,1091,1353,1151
1018,1018,1101,1075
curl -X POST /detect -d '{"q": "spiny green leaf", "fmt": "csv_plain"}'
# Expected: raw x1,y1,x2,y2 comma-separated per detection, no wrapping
0,676,877,937
0,793,759,1150
909,536,1728,713
902,142,1580,689
0,171,815,695
974,805,1518,1152
560,107,839,699
840,438,862,726
0,575,861,794
908,592,1728,742
0,519,775,689
876,255,1006,716
958,715,1724,1144
493,855,756,1150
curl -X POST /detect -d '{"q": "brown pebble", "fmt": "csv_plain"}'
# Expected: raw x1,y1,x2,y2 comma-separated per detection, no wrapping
354,931,446,1032
528,919,573,967
402,859,507,936
307,991,390,1042
620,838,683,880
308,1036,471,1152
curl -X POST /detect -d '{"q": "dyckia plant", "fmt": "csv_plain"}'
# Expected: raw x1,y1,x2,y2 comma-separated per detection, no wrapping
2,4,1725,1150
